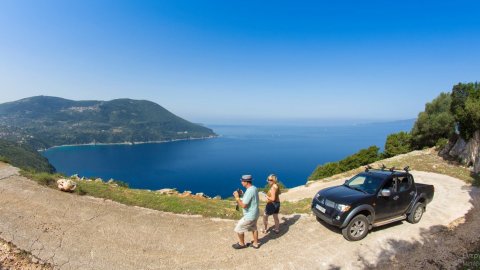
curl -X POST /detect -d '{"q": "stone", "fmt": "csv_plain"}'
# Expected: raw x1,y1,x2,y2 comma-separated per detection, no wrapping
195,192,209,198
95,178,103,183
448,130,480,173
449,137,467,160
213,196,221,200
57,179,77,192
156,188,178,195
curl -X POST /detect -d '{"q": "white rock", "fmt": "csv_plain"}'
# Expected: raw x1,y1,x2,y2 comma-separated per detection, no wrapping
57,179,77,192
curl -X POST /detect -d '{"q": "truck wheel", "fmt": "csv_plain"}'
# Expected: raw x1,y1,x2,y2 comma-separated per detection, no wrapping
407,203,425,224
342,214,369,241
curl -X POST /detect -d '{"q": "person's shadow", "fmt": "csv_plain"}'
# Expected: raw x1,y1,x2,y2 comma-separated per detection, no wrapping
259,215,301,246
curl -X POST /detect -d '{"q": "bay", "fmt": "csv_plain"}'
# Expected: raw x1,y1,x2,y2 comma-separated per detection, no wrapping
42,120,414,198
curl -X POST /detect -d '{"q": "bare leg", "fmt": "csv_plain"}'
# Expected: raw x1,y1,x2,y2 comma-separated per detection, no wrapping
273,214,280,231
262,215,268,232
252,230,259,247
236,233,245,246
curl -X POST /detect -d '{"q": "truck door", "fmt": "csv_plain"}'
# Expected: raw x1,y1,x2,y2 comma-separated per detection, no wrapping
395,175,415,214
374,177,399,221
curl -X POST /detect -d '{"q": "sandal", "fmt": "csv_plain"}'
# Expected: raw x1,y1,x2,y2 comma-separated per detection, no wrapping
250,241,260,249
260,229,267,234
232,243,248,249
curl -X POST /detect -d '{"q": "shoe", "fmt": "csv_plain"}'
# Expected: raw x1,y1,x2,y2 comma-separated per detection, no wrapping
250,241,260,249
232,243,248,249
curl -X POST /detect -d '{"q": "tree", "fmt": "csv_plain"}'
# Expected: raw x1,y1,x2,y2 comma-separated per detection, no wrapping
384,131,412,157
451,82,480,139
411,92,455,149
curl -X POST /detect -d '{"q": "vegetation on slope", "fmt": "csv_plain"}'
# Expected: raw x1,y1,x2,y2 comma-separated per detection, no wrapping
309,81,480,181
0,96,216,149
0,139,55,173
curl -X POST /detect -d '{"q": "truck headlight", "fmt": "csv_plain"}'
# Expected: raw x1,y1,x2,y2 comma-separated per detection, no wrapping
335,204,351,212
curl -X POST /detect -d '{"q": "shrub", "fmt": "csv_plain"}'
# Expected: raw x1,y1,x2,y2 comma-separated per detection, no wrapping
435,138,449,151
384,132,412,158
309,146,380,180
0,156,10,163
20,170,60,187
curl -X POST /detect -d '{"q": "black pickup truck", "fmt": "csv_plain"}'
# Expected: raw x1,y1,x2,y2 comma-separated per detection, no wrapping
311,167,434,241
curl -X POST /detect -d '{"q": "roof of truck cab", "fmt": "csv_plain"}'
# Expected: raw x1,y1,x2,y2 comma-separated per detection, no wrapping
361,169,409,178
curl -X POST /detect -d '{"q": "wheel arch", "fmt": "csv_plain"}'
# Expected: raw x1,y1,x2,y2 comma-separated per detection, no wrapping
341,205,375,228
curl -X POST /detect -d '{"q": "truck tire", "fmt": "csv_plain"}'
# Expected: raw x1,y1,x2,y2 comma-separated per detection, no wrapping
342,214,369,241
407,203,425,224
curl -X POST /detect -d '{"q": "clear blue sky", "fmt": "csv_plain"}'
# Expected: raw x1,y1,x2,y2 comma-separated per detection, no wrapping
1,1,479,124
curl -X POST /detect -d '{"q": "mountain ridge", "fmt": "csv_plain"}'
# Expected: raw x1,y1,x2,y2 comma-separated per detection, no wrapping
0,96,216,149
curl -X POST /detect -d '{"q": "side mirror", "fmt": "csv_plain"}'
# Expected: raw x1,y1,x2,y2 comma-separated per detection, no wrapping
380,189,391,197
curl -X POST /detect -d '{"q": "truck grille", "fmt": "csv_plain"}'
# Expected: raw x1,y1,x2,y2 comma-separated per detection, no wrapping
325,199,335,208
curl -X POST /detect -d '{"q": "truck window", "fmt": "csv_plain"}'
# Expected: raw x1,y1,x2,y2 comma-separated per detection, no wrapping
398,176,411,192
383,178,398,193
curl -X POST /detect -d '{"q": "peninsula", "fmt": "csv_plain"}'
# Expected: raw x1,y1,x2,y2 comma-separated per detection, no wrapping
0,96,217,150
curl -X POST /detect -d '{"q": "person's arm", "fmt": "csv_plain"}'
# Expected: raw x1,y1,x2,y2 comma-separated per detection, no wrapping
235,189,252,209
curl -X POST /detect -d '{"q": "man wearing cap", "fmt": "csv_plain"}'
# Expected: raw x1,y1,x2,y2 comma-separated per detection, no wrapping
232,174,260,249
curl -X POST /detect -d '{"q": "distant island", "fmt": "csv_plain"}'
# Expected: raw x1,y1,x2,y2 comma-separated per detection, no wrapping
0,96,217,150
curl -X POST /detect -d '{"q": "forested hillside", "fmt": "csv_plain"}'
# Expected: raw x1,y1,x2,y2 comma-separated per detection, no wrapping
0,96,216,149
0,139,55,173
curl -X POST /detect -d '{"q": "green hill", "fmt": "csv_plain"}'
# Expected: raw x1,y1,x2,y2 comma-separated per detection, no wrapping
0,96,216,149
0,139,55,173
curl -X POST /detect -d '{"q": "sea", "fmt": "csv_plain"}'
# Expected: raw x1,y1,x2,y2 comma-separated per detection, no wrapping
42,120,414,198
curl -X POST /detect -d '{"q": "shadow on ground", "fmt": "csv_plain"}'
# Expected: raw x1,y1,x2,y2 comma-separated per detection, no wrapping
356,186,480,269
259,215,301,246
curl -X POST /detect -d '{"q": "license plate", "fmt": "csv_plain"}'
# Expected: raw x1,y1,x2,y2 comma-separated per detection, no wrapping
315,204,326,213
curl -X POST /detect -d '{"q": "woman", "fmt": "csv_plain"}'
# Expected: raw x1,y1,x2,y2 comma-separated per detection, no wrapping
262,174,281,234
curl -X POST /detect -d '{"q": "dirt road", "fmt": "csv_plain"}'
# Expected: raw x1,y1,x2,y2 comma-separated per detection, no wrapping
0,163,476,269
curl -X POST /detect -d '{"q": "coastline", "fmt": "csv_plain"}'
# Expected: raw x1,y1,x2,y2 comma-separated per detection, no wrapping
38,135,219,152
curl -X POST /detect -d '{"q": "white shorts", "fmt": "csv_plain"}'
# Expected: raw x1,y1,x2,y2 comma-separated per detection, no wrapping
234,217,258,233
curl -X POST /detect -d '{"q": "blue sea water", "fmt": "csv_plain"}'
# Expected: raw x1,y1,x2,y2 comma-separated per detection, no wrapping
42,120,414,198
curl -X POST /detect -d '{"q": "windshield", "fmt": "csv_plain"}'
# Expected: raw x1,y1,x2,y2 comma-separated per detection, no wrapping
344,174,383,195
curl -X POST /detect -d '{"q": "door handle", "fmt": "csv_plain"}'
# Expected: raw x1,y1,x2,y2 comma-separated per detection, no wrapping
393,195,399,200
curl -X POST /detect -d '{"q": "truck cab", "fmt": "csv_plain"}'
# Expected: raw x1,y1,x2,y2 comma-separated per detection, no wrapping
311,166,434,241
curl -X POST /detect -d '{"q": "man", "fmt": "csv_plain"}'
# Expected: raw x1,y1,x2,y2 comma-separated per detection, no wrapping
232,174,260,249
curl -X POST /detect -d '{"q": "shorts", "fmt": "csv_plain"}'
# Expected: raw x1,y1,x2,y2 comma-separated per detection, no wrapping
234,217,258,233
265,202,280,215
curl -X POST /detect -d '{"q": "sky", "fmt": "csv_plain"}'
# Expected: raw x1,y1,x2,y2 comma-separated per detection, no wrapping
0,0,479,125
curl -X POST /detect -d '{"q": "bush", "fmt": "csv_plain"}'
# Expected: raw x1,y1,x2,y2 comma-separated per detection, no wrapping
309,146,380,180
435,138,449,151
384,132,412,158
20,170,61,187
0,156,10,163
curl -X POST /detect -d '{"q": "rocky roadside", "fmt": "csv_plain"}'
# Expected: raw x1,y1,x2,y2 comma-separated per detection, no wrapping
0,238,52,270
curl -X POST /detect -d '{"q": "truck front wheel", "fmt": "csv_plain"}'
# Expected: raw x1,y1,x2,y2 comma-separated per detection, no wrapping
407,203,425,224
342,214,369,241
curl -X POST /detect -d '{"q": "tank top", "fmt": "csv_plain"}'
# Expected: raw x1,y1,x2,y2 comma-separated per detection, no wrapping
267,184,281,202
